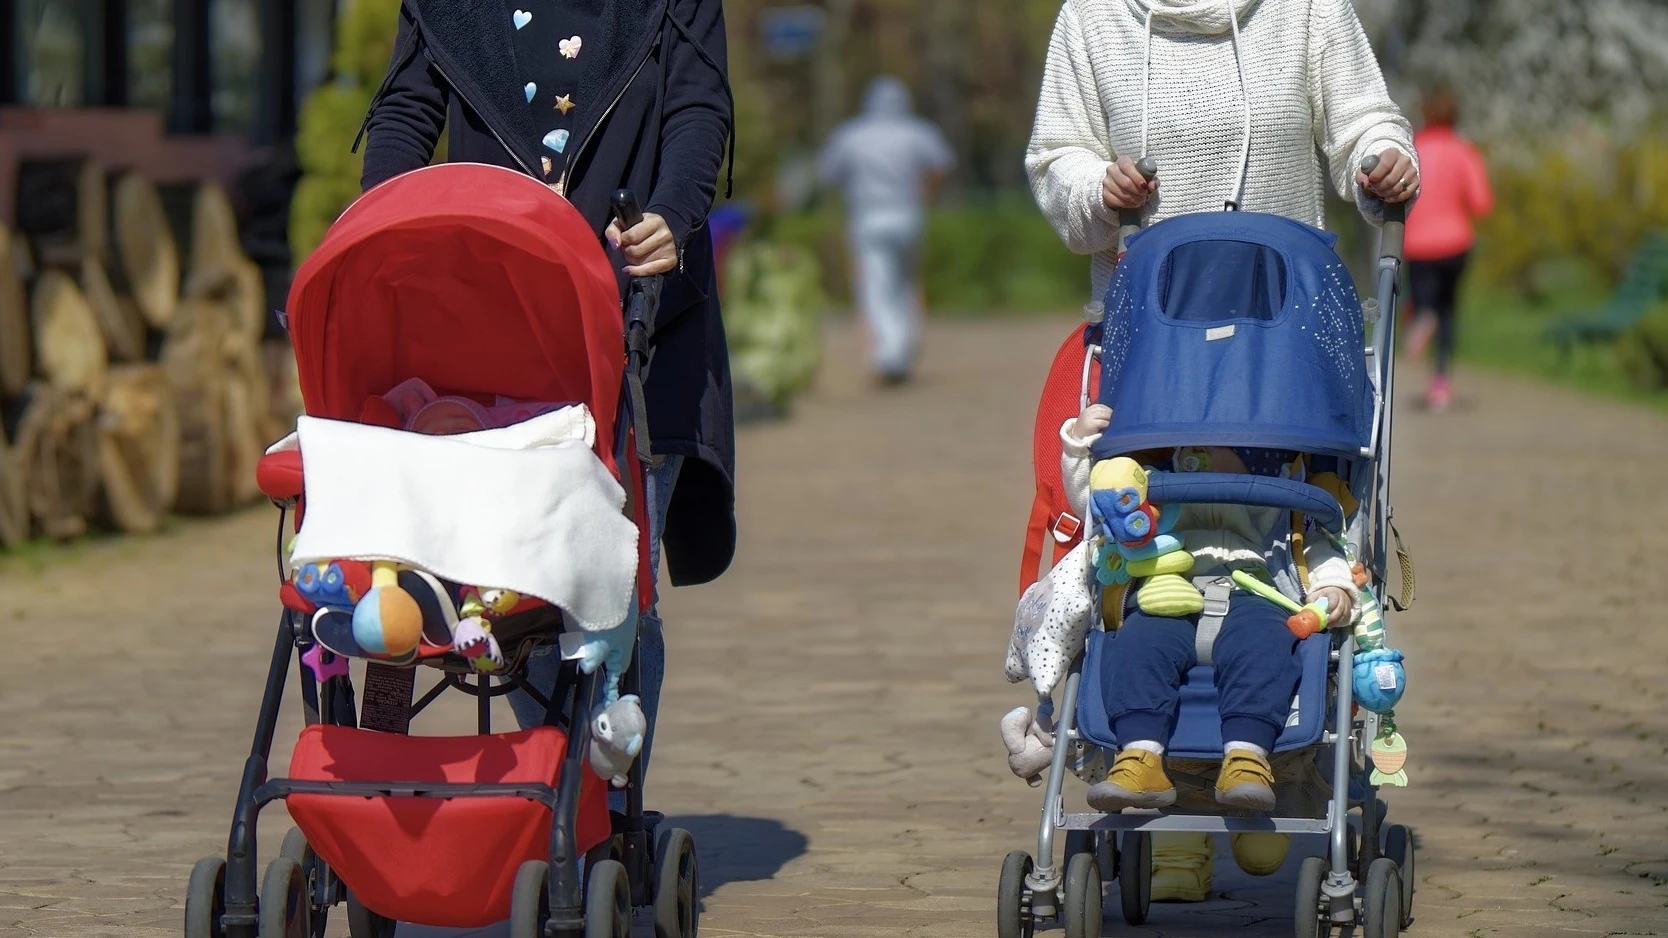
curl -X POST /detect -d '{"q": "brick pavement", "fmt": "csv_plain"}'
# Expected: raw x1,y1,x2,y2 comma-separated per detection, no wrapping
0,318,1664,938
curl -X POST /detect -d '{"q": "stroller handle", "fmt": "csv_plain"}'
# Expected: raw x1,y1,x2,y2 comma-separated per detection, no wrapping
1359,155,1407,263
1117,158,1159,254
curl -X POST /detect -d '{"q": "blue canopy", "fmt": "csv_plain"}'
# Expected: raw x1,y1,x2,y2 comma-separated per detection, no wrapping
1091,212,1372,460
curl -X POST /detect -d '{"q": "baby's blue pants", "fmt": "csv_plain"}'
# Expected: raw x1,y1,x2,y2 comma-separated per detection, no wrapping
1103,592,1301,753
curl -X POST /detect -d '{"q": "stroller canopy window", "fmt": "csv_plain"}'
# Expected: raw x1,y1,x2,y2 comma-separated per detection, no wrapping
1158,241,1287,323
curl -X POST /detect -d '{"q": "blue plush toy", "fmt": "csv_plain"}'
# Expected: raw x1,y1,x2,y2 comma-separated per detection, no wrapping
1352,648,1406,713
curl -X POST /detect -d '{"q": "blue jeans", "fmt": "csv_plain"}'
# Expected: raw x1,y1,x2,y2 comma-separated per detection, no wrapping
507,456,682,810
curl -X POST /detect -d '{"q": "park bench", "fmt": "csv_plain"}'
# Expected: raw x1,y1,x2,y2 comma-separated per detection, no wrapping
1545,229,1668,351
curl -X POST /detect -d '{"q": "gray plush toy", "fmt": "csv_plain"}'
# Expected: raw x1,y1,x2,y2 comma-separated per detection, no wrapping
588,694,647,787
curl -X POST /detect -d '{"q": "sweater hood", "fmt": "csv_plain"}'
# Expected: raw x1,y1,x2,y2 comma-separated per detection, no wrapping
1125,0,1262,34
862,77,913,116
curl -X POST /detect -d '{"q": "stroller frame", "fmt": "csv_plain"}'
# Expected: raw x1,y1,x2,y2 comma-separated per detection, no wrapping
184,190,697,938
1001,172,1412,937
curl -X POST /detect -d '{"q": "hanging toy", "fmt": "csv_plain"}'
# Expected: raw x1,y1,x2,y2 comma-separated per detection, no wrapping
1091,457,1201,618
1230,569,1331,638
1370,713,1410,787
452,586,521,672
350,561,424,662
294,559,372,610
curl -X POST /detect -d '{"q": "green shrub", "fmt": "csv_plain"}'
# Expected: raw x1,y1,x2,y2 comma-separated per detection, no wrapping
721,241,827,410
1474,134,1668,299
1616,302,1668,391
289,0,404,262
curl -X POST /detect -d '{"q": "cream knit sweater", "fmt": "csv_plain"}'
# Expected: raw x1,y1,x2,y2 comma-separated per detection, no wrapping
1026,0,1417,301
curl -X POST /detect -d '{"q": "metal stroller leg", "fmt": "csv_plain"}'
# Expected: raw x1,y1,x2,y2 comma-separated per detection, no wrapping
222,613,298,937
546,661,599,935
1324,638,1358,924
620,639,656,907
1028,665,1083,918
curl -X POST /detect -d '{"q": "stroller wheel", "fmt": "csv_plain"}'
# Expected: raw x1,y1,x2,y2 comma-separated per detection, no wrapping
1117,831,1151,926
1293,855,1328,938
653,828,699,938
586,859,631,938
280,828,332,938
1062,850,1103,938
1382,824,1415,928
346,891,396,938
1363,857,1402,938
995,850,1034,938
259,856,309,938
510,860,551,938
184,856,226,938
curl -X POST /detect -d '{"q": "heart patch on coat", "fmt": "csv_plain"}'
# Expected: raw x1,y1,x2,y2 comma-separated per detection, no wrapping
543,129,571,153
559,36,583,59
513,9,532,29
524,82,537,103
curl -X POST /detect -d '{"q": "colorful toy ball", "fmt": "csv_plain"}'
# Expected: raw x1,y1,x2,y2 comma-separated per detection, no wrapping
1352,648,1406,713
352,561,423,660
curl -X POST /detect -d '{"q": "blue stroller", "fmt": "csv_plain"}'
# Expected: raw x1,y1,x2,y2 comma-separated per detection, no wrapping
997,160,1415,938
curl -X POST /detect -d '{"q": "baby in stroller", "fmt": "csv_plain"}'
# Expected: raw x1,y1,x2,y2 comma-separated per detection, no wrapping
1058,406,1357,815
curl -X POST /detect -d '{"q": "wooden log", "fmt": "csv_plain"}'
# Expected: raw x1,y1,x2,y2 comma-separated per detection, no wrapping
160,297,263,513
107,170,181,330
11,383,100,541
160,297,230,515
30,268,108,393
0,422,27,549
0,225,30,398
78,256,146,363
94,364,180,534
14,157,107,268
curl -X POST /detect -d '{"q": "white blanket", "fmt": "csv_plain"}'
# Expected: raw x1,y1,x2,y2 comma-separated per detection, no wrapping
284,408,638,632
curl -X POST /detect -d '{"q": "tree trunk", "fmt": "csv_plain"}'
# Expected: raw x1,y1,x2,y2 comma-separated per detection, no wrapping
30,269,109,394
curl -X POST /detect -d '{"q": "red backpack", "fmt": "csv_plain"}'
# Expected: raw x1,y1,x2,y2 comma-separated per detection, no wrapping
1018,324,1101,596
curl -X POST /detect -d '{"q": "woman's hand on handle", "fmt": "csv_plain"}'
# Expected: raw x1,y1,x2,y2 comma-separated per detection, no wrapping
606,212,679,277
1357,147,1419,204
1102,157,1159,211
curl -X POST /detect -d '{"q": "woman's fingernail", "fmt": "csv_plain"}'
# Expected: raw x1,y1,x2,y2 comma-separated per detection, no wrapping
609,240,620,250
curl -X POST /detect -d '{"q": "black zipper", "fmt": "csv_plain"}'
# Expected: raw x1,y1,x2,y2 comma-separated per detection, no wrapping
555,37,661,195
427,55,539,179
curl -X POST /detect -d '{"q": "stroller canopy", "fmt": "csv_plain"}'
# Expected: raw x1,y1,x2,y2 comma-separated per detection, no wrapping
1093,212,1372,460
286,163,624,462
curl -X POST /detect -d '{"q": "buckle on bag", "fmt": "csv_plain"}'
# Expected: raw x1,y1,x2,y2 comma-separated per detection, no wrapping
1052,512,1082,543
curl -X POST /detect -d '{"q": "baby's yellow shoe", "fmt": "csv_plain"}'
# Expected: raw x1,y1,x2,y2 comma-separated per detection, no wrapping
1215,748,1277,812
1150,832,1212,902
1229,832,1291,876
1136,573,1205,617
1085,749,1176,811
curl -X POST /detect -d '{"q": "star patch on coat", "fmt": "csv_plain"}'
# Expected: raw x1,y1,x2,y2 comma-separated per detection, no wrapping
559,35,582,59
554,94,575,115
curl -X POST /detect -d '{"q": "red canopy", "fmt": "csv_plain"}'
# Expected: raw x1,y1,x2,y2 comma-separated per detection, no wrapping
286,163,624,462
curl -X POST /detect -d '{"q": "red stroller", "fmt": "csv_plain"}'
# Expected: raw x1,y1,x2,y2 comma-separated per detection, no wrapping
182,164,698,938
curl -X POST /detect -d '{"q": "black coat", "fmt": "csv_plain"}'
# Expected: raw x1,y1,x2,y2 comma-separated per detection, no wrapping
359,0,736,586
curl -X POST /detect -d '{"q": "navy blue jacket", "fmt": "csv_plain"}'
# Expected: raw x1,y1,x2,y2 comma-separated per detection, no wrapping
360,0,736,586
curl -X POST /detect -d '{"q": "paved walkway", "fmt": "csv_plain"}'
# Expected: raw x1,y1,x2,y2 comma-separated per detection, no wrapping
1,318,1665,938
